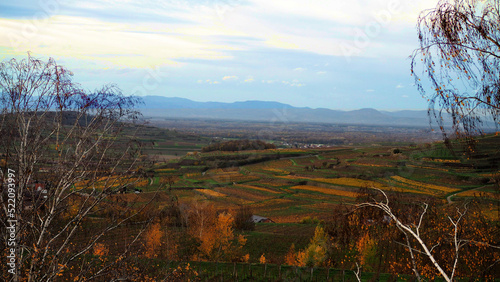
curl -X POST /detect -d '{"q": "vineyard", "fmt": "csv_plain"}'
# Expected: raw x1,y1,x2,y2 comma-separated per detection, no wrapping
143,136,500,221
74,134,499,280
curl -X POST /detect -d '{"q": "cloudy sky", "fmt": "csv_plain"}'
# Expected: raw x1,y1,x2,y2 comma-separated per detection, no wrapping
0,0,439,110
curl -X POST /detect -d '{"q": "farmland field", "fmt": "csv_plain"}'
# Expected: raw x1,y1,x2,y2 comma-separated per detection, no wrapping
144,135,500,223
58,130,500,280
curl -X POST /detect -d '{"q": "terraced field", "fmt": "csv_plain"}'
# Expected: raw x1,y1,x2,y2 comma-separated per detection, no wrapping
78,134,499,278
144,137,499,224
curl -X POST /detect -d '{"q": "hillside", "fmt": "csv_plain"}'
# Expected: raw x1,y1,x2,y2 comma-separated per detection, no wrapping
114,133,499,279
139,96,434,127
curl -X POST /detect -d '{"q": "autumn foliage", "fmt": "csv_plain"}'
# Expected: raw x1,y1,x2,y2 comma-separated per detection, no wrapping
323,190,499,280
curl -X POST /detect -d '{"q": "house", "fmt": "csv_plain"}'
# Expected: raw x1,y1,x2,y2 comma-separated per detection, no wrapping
24,181,49,211
249,215,275,223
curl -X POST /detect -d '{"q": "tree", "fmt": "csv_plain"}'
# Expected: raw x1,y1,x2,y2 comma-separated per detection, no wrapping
357,189,499,281
286,225,329,268
0,54,152,281
145,222,162,259
298,225,329,268
411,0,500,140
233,205,255,231
186,202,247,262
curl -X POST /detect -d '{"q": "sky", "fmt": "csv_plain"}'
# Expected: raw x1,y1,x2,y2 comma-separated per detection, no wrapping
0,0,440,110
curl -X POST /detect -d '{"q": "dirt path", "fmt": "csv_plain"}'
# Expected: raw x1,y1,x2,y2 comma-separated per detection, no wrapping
447,185,489,204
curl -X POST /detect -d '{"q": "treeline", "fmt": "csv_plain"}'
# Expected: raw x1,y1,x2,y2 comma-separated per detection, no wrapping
201,139,276,152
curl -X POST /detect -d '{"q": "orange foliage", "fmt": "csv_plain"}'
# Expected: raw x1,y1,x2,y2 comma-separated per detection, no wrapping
188,204,247,262
259,253,266,264
92,243,109,257
145,223,162,259
356,232,376,267
284,244,297,266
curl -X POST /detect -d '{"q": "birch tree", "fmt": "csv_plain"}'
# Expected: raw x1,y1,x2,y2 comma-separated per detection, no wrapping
411,0,500,140
358,189,499,281
0,54,153,281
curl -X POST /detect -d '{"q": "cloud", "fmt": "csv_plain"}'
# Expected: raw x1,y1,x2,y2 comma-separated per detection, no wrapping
199,79,221,84
0,15,236,68
293,67,305,71
316,71,326,75
396,84,405,88
244,77,255,83
366,89,375,92
282,79,305,87
0,0,438,70
223,75,238,80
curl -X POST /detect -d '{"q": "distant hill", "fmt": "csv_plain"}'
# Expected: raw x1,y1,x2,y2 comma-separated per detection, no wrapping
139,96,435,127
141,96,297,109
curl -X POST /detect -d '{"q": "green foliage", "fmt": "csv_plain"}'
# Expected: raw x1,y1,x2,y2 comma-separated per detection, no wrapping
299,225,329,268
300,216,321,225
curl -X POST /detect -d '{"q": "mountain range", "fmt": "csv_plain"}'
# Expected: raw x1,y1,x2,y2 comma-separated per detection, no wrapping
139,96,434,127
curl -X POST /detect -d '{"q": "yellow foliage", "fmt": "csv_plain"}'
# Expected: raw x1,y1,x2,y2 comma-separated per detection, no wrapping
234,184,282,194
195,189,226,197
354,162,392,167
291,185,358,198
391,175,459,195
457,190,499,199
155,168,175,172
422,158,460,163
293,226,328,268
74,175,148,190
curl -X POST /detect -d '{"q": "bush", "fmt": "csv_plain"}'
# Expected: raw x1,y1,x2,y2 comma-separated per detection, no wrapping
300,216,320,225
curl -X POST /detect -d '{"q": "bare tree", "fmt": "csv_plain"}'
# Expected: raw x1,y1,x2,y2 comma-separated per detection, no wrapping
411,0,500,140
0,54,153,281
358,189,499,281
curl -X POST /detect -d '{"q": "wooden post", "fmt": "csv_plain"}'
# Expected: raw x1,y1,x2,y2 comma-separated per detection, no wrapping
326,267,330,281
279,265,282,279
